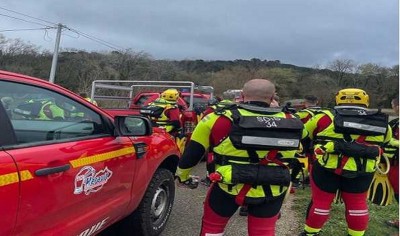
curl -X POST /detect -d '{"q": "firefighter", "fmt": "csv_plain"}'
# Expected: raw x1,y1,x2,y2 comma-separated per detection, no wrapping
200,91,236,187
385,97,399,228
39,100,64,120
290,95,323,191
270,93,280,107
147,89,182,135
15,99,65,120
176,79,307,236
299,88,392,236
204,91,235,116
295,95,321,123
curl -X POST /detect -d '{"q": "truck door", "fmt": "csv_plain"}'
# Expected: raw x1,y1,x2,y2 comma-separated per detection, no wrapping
0,80,137,235
0,101,19,236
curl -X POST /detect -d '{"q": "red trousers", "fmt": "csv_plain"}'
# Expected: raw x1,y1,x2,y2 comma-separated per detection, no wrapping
388,164,399,198
305,163,373,233
200,184,283,236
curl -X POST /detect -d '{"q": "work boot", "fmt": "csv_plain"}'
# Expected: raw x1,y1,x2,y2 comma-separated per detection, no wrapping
298,232,319,236
239,206,248,216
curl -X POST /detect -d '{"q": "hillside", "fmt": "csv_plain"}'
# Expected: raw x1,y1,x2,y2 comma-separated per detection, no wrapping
0,35,398,107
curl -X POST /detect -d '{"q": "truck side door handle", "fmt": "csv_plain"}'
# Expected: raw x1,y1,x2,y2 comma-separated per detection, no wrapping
35,164,71,176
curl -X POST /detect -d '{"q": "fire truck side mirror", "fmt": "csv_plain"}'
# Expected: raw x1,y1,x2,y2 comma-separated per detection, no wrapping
114,116,153,136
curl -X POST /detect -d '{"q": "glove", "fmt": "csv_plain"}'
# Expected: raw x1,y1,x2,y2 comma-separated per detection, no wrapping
209,172,222,183
176,175,199,189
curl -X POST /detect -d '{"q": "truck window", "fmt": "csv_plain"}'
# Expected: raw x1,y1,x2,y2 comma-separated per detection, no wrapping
0,80,110,145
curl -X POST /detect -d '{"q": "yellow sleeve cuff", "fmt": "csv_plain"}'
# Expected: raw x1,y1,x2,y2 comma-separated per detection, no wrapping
176,167,192,182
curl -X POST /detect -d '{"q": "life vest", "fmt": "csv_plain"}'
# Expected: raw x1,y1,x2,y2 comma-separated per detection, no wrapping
39,101,65,120
296,107,325,123
14,100,64,120
217,99,234,107
313,106,389,176
303,107,325,117
141,99,178,132
203,100,234,118
211,104,305,203
384,118,399,162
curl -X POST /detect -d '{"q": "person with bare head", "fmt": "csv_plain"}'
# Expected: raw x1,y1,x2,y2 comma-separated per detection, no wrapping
176,78,307,235
296,95,322,124
270,94,280,107
241,78,276,103
304,95,319,108
291,95,323,192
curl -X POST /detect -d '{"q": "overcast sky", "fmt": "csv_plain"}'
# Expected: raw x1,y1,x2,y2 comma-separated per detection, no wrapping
1,0,398,67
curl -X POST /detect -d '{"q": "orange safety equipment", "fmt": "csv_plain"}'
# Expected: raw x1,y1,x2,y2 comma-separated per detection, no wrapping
335,88,369,107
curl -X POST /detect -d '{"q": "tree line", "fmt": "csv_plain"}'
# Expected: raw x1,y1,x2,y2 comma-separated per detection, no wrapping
0,34,398,108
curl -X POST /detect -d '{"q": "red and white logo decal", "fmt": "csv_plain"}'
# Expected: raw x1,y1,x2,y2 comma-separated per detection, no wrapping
74,166,113,195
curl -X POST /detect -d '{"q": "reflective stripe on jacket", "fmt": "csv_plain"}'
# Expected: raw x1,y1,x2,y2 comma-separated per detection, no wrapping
306,110,392,174
295,107,323,124
384,118,399,159
38,101,64,120
149,100,178,132
191,106,307,199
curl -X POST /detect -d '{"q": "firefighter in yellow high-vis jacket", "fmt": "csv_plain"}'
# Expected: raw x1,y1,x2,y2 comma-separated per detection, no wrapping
299,88,392,236
176,79,307,236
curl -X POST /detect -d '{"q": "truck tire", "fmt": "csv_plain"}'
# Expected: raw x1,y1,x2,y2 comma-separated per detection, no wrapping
130,168,175,236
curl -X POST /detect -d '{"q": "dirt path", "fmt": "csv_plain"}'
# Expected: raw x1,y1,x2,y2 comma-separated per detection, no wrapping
162,162,301,236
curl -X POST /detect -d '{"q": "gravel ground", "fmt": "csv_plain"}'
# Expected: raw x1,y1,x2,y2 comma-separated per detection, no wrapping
162,162,300,236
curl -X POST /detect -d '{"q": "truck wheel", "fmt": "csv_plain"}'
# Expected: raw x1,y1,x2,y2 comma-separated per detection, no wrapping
130,168,175,236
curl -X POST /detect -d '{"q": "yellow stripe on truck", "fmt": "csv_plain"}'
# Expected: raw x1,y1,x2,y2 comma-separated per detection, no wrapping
70,147,135,168
0,147,134,187
0,170,33,187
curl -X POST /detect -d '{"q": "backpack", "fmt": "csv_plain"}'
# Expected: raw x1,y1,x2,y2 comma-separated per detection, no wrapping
140,105,165,118
333,106,388,136
226,104,304,151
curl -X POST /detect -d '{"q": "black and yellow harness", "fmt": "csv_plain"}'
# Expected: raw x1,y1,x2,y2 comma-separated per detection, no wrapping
212,104,304,205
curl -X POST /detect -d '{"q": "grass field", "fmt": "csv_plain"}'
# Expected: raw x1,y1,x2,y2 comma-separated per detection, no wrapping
293,187,399,236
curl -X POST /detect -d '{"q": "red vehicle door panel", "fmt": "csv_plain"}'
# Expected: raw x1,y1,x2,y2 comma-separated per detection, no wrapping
0,78,137,235
8,137,136,235
0,151,19,235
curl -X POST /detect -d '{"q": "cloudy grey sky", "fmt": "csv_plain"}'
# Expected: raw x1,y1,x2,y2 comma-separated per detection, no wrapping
1,0,398,67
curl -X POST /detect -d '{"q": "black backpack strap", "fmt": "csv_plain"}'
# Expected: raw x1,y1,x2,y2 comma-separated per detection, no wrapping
389,118,399,129
214,103,237,115
229,106,241,123
247,149,260,164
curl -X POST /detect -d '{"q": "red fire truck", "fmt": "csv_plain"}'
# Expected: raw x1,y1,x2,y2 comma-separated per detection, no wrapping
0,70,180,236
